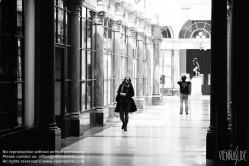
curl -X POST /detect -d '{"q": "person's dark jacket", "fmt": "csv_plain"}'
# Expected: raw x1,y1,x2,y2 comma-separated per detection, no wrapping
115,98,137,113
115,83,137,112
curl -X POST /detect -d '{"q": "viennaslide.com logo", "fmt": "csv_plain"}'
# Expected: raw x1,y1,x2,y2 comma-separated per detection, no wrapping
219,146,247,165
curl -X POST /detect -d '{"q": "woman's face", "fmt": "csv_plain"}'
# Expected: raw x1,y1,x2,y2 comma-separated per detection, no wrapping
125,77,130,84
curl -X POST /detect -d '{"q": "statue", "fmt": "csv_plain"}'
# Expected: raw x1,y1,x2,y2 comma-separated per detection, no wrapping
193,58,200,77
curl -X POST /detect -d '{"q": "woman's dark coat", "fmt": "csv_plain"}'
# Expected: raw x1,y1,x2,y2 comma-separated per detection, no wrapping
115,83,137,113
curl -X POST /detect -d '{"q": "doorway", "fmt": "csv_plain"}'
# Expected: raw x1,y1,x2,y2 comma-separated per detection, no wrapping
187,49,211,95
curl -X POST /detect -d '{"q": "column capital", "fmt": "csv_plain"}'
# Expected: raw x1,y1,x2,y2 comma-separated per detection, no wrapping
113,20,122,32
152,37,162,44
93,11,106,25
145,36,153,44
127,27,136,38
71,0,85,13
137,32,145,41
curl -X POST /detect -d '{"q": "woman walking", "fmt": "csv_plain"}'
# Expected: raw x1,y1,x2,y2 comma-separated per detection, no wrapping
116,77,135,131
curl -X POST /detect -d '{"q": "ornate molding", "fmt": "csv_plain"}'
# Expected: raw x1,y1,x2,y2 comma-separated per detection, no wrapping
123,9,129,18
127,27,136,38
115,1,122,8
108,0,116,9
137,32,145,41
113,20,123,32
93,11,106,24
71,0,85,13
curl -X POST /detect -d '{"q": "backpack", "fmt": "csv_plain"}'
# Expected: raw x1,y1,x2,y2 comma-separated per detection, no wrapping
180,82,189,94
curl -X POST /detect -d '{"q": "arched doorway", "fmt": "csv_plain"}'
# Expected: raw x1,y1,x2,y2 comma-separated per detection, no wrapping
179,20,211,95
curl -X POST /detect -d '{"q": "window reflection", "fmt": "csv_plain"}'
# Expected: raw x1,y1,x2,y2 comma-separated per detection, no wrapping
58,9,64,44
87,21,92,49
87,51,92,79
87,81,91,109
16,0,23,36
58,0,64,8
81,82,86,111
17,38,22,81
81,50,86,80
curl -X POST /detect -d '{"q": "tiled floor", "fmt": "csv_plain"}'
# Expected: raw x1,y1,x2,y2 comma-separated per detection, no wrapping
33,95,212,166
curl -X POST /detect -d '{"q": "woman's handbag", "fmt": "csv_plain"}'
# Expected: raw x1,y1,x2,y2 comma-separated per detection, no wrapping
115,95,119,102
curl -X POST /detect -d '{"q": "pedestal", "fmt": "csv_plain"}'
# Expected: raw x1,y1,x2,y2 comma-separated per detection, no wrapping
32,128,61,150
133,98,145,110
152,95,162,105
71,117,84,137
90,109,105,127
191,77,202,99
144,96,153,106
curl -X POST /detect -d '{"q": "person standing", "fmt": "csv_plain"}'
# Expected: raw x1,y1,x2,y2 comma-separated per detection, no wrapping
177,74,191,114
116,77,135,131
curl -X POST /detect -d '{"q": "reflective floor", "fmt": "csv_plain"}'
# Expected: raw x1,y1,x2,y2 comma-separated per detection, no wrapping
32,96,212,166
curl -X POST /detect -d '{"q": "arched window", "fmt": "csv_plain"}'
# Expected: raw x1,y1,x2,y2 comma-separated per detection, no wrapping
161,26,174,39
179,20,211,39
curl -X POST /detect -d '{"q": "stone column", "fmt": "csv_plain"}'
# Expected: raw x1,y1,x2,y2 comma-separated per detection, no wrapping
144,37,153,105
146,37,153,95
127,28,135,81
113,21,121,99
32,0,61,151
93,13,105,126
133,32,146,110
230,1,249,166
152,37,162,105
172,49,180,96
137,33,144,97
25,0,35,128
107,21,122,121
207,0,230,163
70,0,84,136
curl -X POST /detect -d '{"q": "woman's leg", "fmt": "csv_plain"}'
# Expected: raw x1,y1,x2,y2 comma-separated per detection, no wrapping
119,102,125,129
124,101,131,131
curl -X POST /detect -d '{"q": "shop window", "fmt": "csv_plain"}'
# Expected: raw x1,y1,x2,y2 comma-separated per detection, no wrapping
80,7,96,111
0,0,24,132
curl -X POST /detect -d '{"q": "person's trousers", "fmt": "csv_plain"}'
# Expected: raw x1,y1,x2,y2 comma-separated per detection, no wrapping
119,100,131,125
180,94,189,113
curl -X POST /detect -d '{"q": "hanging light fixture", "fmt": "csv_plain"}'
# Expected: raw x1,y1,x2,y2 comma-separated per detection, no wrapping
194,31,207,51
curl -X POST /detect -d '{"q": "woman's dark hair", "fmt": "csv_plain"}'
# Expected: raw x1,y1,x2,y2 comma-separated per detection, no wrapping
122,77,132,85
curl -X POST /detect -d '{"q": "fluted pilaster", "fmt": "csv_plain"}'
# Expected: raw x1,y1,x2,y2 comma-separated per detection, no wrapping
113,21,121,97
152,37,162,95
146,37,153,95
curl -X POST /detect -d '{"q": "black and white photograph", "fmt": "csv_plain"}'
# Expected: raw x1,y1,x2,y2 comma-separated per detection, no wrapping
0,0,247,166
